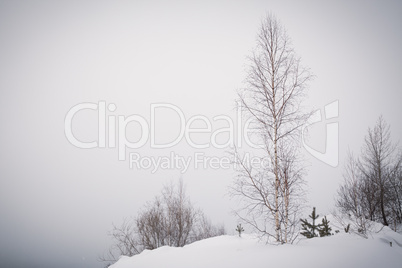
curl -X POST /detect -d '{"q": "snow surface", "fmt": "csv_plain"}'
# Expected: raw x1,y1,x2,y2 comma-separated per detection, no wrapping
110,217,402,268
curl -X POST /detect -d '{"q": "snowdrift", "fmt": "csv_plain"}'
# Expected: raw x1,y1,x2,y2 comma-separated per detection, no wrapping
110,218,402,268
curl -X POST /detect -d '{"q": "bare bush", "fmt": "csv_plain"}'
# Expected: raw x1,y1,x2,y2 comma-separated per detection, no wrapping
100,180,225,265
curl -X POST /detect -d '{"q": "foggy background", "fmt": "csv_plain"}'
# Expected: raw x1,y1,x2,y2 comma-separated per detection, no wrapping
1,1,401,267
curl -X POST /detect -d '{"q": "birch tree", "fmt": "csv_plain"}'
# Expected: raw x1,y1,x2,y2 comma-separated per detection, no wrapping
231,14,311,244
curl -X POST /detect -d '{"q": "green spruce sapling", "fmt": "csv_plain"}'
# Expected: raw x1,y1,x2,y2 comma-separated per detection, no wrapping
318,216,332,237
236,224,244,237
300,207,321,238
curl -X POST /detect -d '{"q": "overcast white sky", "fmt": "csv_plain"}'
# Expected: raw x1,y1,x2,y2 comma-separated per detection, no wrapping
1,1,402,267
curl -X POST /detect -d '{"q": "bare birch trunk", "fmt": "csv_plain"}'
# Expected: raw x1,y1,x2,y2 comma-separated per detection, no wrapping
231,14,311,244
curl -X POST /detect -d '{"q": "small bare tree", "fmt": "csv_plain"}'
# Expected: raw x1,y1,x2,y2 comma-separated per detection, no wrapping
336,152,373,235
337,116,402,233
231,13,311,244
359,116,398,226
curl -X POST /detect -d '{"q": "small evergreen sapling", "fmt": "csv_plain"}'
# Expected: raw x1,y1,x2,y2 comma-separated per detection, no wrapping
300,207,321,238
318,216,332,237
236,224,244,237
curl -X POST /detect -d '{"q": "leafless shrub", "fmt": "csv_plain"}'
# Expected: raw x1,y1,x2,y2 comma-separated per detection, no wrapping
99,179,225,265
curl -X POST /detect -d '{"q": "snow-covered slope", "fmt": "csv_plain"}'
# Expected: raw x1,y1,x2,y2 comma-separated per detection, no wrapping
111,223,402,268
